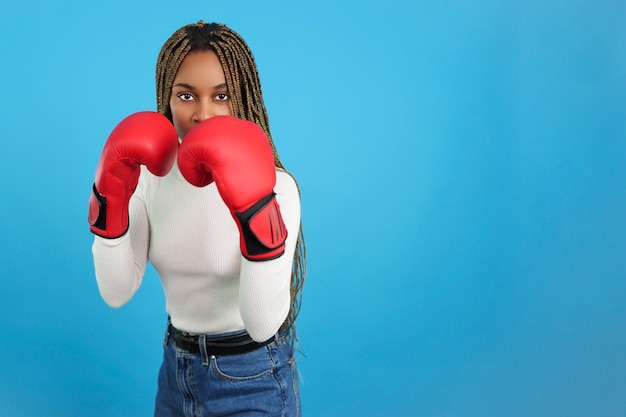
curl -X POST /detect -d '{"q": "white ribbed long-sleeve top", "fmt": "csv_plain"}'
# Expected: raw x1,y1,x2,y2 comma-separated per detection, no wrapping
92,161,300,342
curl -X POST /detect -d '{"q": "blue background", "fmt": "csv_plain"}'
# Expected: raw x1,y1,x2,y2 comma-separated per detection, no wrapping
1,0,625,416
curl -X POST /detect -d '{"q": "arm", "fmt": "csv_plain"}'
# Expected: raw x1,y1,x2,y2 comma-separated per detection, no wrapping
92,179,151,308
88,111,178,307
239,172,301,341
177,116,297,341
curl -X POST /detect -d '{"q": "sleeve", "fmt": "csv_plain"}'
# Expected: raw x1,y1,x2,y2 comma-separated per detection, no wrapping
91,176,150,308
238,171,301,342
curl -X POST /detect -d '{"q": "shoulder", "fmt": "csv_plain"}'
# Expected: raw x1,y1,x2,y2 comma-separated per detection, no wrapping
275,169,300,197
274,168,301,226
136,165,164,195
137,166,154,185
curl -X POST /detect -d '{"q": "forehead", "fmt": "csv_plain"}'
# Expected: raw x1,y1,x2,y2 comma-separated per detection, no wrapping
173,50,226,84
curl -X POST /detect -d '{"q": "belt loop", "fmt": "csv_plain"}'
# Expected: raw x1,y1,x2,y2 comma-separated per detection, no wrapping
163,318,171,346
199,334,209,365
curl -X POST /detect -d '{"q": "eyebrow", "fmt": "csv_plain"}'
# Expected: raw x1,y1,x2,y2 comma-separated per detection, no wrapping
172,82,196,90
172,82,228,90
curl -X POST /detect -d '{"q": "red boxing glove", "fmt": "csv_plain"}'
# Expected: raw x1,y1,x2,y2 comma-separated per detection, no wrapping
178,116,287,261
88,111,178,238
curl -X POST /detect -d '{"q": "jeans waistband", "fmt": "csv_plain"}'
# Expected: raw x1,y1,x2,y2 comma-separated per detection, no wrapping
167,323,274,356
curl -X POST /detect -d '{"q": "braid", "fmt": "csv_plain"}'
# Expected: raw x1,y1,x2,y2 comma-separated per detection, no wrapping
155,21,307,348
156,28,192,121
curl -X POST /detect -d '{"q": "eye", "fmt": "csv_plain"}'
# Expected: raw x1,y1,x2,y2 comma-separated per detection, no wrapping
215,92,230,102
178,93,195,101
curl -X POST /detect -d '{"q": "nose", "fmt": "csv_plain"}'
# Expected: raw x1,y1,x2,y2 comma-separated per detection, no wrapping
192,99,214,123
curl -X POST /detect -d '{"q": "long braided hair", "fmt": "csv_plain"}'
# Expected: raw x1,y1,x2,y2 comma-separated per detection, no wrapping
155,21,306,347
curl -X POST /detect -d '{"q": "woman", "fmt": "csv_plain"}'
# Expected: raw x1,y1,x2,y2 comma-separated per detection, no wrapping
88,21,306,416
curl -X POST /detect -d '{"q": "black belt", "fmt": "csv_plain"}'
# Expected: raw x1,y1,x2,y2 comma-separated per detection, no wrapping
168,323,274,356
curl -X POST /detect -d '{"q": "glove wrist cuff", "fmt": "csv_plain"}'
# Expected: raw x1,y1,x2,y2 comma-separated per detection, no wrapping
235,192,287,261
88,183,129,239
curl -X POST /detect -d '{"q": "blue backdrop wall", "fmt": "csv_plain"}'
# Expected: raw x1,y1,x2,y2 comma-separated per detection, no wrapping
1,1,625,416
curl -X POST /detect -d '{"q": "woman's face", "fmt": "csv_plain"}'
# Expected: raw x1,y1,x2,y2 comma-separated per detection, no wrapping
169,50,233,139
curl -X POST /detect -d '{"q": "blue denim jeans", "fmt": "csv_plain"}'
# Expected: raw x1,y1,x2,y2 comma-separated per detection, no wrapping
154,329,301,417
